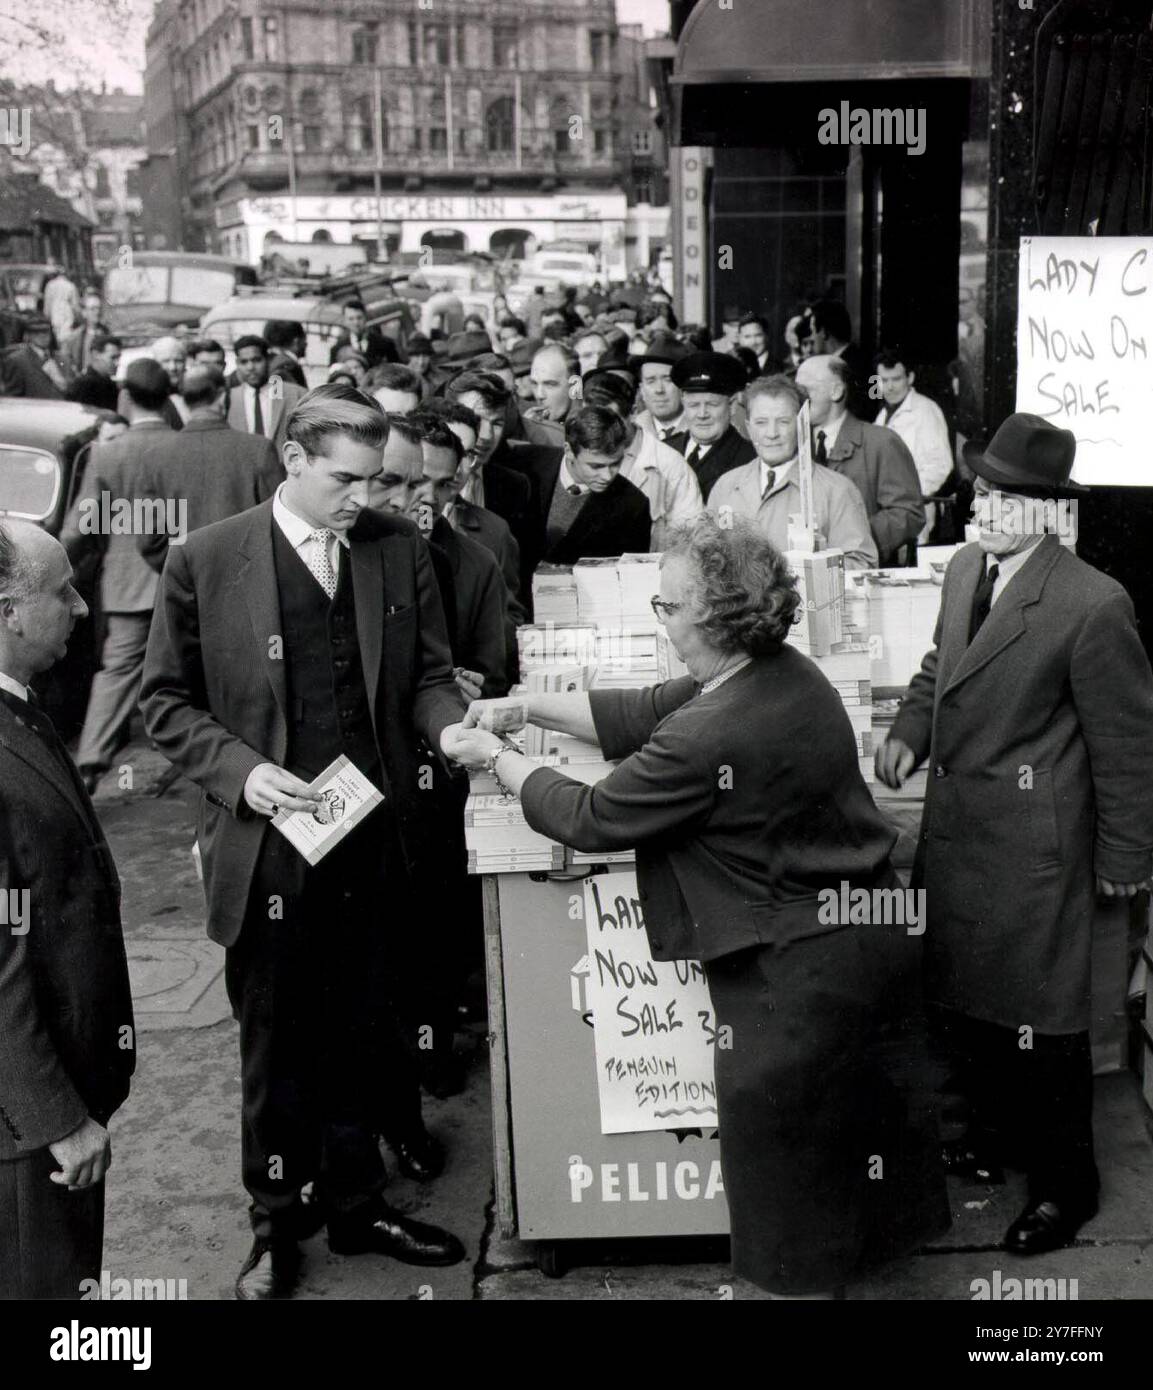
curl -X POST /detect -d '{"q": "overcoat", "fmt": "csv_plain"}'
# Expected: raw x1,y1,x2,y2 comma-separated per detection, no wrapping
890,536,1153,1032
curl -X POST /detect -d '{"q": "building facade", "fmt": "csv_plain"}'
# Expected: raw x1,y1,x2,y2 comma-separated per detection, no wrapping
2,84,145,269
143,0,668,273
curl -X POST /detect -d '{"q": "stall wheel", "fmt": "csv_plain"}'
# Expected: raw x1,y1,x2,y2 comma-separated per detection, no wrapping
535,1242,566,1278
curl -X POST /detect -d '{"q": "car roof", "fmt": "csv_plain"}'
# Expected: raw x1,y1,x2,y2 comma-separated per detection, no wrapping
115,252,252,271
0,398,104,450
201,296,345,325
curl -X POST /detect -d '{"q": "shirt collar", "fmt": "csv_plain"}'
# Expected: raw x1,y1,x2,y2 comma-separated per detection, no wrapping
272,484,350,550
760,457,795,495
559,453,591,495
816,413,846,452
987,538,1042,585
0,670,29,703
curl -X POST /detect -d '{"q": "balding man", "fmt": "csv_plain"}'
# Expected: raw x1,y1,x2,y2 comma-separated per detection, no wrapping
796,354,924,567
0,521,134,1298
522,344,580,446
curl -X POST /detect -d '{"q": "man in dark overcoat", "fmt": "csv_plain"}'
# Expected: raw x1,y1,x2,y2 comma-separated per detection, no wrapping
877,413,1153,1255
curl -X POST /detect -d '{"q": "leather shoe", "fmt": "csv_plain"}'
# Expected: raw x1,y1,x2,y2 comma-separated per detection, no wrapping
1004,1197,1098,1256
389,1129,446,1182
235,1238,300,1300
327,1205,465,1266
941,1138,1005,1185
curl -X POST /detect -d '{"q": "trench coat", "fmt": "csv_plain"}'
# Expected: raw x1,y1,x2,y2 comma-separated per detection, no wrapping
890,536,1153,1033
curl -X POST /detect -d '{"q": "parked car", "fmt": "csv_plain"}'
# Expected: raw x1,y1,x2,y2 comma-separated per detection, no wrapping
103,251,258,351
0,398,106,737
199,290,416,387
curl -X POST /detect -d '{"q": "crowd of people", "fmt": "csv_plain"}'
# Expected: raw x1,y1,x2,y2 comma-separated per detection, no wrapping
1,274,1150,1304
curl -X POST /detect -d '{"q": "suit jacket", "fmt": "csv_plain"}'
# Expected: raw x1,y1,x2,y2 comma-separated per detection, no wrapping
891,537,1153,1031
824,413,925,565
668,424,756,501
61,419,174,613
135,416,284,572
268,351,308,389
0,344,65,399
430,515,511,698
328,327,399,369
66,367,118,413
227,379,306,452
478,448,540,606
520,655,897,963
448,498,526,624
527,451,652,566
0,693,134,1158
139,502,465,947
707,457,878,569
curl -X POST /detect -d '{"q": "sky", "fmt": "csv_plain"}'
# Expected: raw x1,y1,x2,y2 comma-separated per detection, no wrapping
1,0,672,95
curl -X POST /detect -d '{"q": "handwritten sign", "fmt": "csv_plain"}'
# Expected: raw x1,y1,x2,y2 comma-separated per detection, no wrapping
582,871,719,1135
1016,236,1152,486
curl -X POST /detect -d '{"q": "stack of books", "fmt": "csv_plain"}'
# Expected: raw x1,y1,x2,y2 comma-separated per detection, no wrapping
531,564,580,625
465,759,633,873
785,549,846,657
464,793,566,874
808,646,875,785
863,572,943,693
573,557,624,625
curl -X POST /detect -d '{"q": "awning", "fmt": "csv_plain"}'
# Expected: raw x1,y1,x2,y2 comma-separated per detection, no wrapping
673,0,990,85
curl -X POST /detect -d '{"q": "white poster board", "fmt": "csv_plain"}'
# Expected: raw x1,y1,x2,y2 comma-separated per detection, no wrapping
1016,235,1153,486
582,871,719,1135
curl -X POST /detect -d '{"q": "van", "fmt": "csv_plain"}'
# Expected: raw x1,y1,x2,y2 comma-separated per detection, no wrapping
103,252,258,347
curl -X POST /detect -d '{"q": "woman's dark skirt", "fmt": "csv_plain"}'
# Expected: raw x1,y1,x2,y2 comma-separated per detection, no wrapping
705,919,951,1294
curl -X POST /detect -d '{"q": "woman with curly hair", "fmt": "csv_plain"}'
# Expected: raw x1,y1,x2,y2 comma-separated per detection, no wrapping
447,512,949,1297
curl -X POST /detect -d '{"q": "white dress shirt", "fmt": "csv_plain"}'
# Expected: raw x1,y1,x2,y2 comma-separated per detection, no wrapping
244,383,274,437
558,453,591,496
814,411,847,457
0,669,29,703
272,485,348,589
760,458,795,497
985,538,1042,606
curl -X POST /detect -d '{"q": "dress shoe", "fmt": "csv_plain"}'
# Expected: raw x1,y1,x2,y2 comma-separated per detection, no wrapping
388,1129,446,1182
327,1205,465,1266
940,1138,1005,1185
1003,1196,1098,1256
235,1238,300,1300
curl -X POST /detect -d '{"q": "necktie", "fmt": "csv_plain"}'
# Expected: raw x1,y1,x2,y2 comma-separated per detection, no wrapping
968,562,1000,644
308,528,338,599
761,469,777,500
252,388,265,437
815,430,828,463
686,444,701,471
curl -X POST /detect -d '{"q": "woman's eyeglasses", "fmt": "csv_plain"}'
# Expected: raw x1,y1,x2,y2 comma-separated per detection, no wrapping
650,596,683,621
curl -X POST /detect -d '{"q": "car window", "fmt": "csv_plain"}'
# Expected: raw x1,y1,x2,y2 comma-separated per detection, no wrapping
0,446,61,521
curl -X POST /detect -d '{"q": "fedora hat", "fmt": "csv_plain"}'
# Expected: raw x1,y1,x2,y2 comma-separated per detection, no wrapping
974,413,1087,496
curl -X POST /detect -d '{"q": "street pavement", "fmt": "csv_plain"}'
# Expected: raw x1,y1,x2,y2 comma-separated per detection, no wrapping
95,734,1153,1301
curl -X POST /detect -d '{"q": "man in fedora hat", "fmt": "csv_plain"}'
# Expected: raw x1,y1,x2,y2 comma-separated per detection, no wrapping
633,335,690,443
876,412,1153,1256
666,352,756,501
